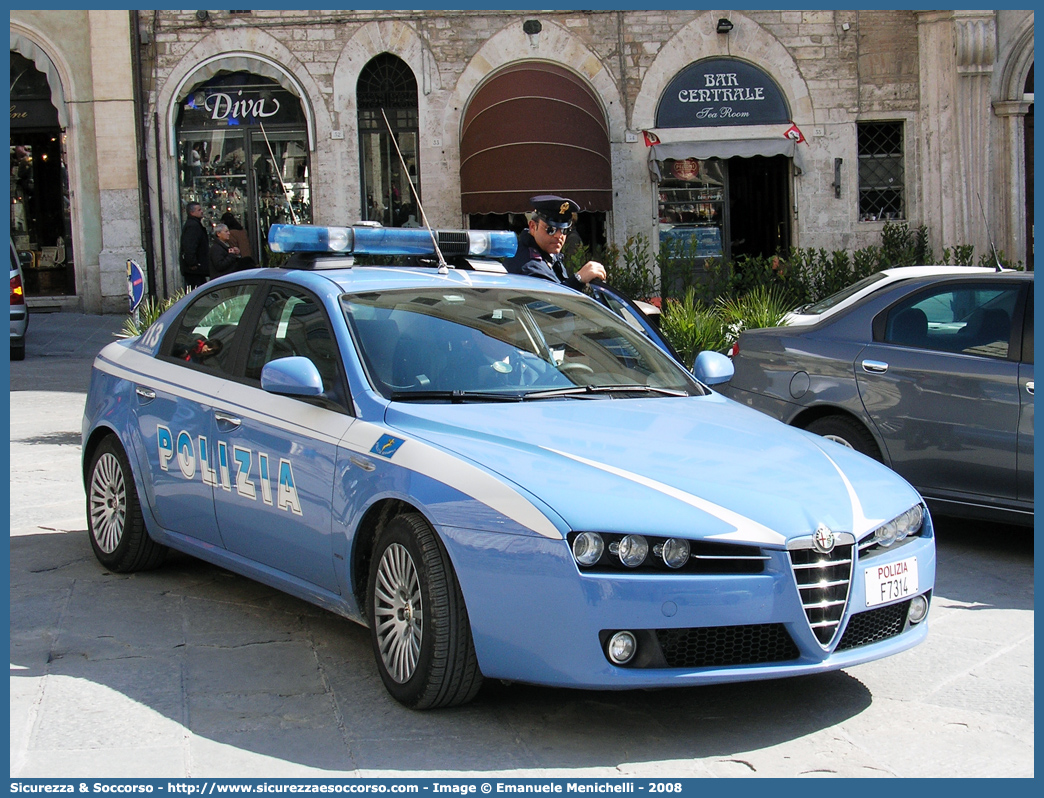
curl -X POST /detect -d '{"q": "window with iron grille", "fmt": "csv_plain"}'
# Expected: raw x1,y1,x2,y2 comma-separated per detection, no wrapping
357,54,420,227
858,121,905,221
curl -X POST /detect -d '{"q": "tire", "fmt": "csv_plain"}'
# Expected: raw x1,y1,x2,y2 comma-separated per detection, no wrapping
10,341,25,361
367,512,483,709
805,415,882,462
86,436,167,572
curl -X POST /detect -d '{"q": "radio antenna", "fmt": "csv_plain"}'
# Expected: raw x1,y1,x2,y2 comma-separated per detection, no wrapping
381,109,449,273
259,121,298,224
975,191,1004,272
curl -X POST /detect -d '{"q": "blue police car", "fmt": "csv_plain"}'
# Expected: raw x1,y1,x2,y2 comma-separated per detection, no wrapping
82,224,935,708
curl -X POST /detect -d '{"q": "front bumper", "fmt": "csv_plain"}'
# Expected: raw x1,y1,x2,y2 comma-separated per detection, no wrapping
440,524,935,689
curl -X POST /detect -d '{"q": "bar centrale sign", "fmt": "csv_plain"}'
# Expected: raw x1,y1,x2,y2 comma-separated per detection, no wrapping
656,58,790,128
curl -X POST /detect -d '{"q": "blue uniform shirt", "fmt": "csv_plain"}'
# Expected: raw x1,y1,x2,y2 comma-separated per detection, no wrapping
503,230,584,290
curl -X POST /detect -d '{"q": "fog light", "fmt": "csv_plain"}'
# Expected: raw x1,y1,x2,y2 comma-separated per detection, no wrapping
572,532,604,566
908,594,929,624
607,631,637,664
616,535,648,567
661,538,690,568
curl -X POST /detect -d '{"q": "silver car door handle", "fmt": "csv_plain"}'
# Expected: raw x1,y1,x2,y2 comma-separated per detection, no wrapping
349,455,376,472
861,360,889,374
214,411,242,430
135,386,156,402
1027,381,1034,396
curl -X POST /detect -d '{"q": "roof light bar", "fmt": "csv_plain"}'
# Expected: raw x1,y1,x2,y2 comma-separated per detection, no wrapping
268,224,518,259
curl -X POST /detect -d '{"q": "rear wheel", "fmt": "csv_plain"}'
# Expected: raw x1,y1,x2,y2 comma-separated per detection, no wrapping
87,436,167,572
367,512,482,709
805,415,882,461
10,341,25,361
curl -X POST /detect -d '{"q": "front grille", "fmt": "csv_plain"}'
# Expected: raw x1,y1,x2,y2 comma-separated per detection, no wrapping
837,599,910,651
788,537,854,647
656,624,800,668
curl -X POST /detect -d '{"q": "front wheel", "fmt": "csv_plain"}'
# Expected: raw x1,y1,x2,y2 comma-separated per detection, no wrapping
86,436,167,572
367,513,483,709
805,415,882,461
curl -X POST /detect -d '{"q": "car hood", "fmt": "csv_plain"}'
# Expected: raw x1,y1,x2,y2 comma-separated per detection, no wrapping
383,393,921,547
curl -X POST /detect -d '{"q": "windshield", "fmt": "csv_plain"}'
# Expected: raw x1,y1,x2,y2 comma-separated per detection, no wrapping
798,272,889,315
342,287,704,401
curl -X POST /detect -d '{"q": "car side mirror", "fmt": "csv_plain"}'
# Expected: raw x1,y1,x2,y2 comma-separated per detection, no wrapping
693,350,734,386
261,356,324,397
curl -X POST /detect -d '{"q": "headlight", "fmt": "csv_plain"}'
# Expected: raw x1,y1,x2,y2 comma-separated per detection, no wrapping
613,535,649,568
571,532,604,566
871,504,925,548
658,538,691,568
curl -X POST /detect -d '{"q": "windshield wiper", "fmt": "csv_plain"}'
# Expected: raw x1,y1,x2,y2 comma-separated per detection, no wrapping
522,385,690,400
389,390,523,403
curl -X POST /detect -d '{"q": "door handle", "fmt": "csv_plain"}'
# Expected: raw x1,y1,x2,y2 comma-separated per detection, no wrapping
349,455,376,472
135,386,156,402
214,411,242,430
861,360,889,374
1027,381,1034,396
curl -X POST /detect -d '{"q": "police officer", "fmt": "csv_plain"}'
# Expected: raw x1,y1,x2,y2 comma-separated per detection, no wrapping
503,195,607,289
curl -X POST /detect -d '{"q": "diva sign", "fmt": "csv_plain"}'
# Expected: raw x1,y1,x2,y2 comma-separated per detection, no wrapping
656,58,790,128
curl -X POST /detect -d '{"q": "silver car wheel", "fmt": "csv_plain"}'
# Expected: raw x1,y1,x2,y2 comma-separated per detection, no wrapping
89,452,126,554
373,542,424,684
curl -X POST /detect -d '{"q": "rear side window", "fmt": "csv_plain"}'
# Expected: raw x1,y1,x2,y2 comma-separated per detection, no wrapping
881,283,1021,359
166,284,256,374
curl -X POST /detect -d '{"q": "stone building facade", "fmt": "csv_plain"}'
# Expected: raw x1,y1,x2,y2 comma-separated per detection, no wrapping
10,9,1034,310
11,10,147,313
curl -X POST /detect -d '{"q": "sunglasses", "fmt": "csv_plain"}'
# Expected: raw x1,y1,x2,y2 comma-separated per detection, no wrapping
539,220,572,236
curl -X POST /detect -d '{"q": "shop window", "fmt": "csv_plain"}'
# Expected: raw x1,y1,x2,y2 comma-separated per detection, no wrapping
656,158,727,261
858,121,905,221
176,72,311,267
357,54,420,227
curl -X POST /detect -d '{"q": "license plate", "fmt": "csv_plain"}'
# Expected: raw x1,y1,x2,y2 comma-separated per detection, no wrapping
864,556,918,607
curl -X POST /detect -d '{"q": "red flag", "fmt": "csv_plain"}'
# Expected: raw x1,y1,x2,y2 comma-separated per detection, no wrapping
642,130,661,147
784,123,807,145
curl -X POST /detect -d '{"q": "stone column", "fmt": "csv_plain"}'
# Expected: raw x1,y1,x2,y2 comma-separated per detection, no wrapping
88,9,146,313
953,10,997,259
993,100,1031,266
916,11,996,258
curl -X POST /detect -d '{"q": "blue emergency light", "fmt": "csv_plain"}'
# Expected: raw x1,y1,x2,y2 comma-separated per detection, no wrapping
268,224,517,259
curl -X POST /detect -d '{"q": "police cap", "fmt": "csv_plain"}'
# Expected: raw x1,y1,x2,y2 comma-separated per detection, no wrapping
530,195,579,229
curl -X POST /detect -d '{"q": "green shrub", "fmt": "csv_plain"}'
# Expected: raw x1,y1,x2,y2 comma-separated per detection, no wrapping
659,288,730,368
716,284,793,336
119,290,187,339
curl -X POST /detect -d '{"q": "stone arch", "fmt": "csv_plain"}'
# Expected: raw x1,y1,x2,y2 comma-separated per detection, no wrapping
331,20,435,222
9,19,89,306
998,14,1034,101
452,20,625,144
632,10,814,129
159,31,325,158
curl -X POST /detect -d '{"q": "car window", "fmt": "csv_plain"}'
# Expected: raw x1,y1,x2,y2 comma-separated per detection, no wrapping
882,283,1021,359
167,284,256,374
343,286,702,399
245,285,347,406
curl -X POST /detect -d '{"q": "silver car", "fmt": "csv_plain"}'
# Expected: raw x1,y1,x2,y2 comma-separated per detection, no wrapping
722,269,1033,526
10,240,28,361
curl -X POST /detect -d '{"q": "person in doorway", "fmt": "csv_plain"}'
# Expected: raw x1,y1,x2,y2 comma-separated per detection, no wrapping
503,195,606,289
221,211,255,269
179,202,210,289
208,223,242,279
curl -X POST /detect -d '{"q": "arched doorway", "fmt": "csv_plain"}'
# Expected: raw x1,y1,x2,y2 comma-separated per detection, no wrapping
357,54,420,227
650,58,797,266
10,51,74,296
460,62,611,252
176,71,312,267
